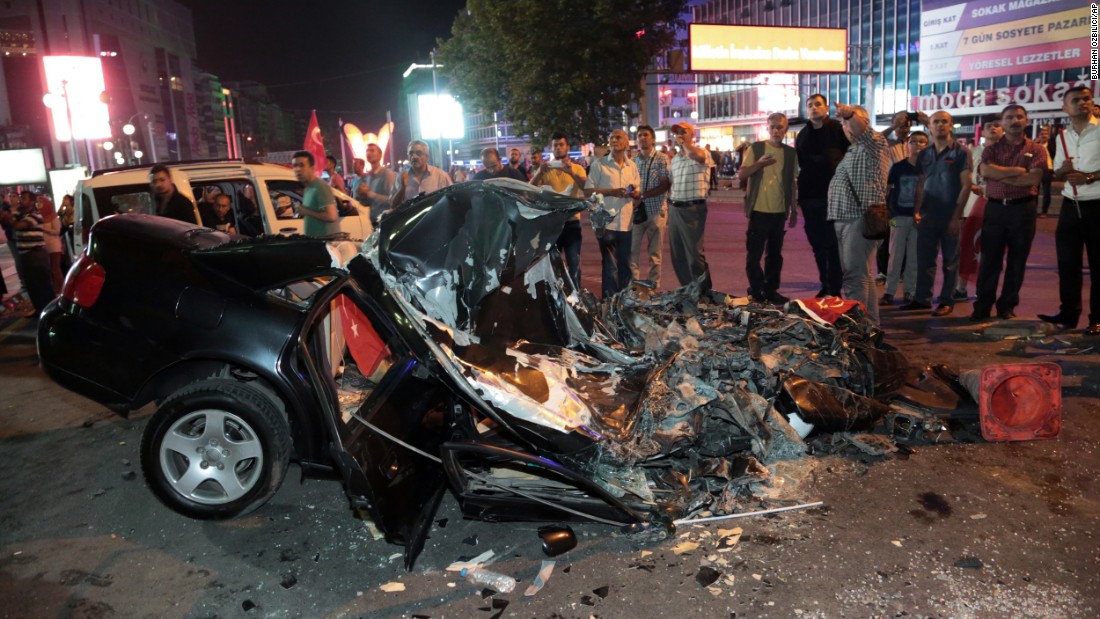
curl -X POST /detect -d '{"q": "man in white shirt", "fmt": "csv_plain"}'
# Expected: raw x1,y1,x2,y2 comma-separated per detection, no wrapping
1039,85,1100,335
585,129,641,298
390,140,453,209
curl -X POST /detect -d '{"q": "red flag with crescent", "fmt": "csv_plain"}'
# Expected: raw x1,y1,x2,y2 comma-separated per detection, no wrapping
304,110,326,169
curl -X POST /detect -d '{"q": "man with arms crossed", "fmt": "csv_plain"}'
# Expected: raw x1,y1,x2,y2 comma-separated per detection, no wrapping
971,105,1048,321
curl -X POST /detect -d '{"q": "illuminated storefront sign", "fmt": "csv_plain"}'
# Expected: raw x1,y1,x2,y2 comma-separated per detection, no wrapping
919,0,1089,84
689,24,848,73
417,94,464,140
42,56,112,142
910,78,1097,115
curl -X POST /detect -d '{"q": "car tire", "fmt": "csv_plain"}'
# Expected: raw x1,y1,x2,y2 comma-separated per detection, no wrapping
141,378,291,520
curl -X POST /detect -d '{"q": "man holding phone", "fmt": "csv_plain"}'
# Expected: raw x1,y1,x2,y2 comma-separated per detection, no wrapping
532,132,588,287
667,121,713,291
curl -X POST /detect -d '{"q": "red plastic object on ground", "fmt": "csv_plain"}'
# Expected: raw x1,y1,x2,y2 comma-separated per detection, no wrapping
978,363,1061,441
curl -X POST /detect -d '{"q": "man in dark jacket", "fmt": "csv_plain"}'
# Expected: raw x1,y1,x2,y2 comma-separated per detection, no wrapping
149,164,198,224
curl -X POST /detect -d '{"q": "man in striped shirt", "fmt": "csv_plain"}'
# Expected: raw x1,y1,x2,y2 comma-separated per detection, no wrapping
12,191,56,314
667,121,712,291
828,105,891,324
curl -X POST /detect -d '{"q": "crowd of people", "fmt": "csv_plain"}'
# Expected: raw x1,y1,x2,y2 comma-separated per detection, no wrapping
348,84,1091,335
2,86,1094,337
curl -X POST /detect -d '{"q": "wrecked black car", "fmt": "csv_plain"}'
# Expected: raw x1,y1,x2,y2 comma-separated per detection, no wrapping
37,180,919,567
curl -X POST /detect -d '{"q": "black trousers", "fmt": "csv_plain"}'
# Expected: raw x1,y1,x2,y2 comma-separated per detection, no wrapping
799,198,842,295
1056,198,1100,325
20,247,56,313
974,198,1036,315
745,211,786,296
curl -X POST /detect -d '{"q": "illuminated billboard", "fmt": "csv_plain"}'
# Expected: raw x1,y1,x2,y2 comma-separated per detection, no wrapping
689,24,848,73
919,0,1089,84
42,56,112,142
417,94,464,140
0,148,48,185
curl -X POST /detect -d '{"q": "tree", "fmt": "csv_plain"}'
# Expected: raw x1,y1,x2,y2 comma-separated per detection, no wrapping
437,0,687,148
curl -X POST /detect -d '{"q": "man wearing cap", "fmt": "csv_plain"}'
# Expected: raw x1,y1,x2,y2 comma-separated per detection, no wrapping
667,121,713,290
586,129,641,298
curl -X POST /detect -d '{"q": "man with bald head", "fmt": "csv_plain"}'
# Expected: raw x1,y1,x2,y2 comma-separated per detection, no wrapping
586,128,641,297
828,104,891,323
473,147,527,181
901,110,971,316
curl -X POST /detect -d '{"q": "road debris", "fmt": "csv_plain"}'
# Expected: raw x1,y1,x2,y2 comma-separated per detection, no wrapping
523,560,556,596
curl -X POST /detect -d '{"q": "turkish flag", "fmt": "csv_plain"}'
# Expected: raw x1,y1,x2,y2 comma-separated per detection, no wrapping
959,196,985,285
304,110,326,170
795,297,863,326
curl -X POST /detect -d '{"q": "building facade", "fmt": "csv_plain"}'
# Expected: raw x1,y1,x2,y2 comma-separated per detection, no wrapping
0,0,298,173
689,0,1090,149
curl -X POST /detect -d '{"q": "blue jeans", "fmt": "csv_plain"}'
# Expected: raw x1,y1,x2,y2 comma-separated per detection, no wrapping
914,215,960,306
555,220,582,289
598,229,633,298
834,217,881,324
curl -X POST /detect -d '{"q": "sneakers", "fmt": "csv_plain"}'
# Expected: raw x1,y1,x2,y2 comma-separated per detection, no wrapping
953,289,969,301
899,301,931,311
932,304,953,317
879,294,894,306
1038,313,1077,329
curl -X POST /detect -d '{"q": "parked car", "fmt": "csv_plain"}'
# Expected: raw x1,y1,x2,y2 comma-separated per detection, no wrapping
39,181,915,568
70,160,372,255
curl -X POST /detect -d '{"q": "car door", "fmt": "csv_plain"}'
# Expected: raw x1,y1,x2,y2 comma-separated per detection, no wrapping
301,266,451,568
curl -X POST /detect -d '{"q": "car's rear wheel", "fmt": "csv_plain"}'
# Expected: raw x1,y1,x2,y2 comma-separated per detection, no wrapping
141,378,291,519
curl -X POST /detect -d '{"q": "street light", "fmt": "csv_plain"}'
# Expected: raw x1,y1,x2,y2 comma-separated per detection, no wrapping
119,113,155,164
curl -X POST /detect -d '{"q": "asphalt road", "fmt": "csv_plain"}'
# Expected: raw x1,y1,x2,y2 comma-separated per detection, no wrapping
1,189,1098,619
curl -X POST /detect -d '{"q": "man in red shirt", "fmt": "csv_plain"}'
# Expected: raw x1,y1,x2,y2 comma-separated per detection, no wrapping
971,105,1049,321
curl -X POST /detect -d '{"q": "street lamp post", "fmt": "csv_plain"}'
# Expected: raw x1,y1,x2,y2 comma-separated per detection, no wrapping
122,120,136,164
430,50,445,170
60,80,80,165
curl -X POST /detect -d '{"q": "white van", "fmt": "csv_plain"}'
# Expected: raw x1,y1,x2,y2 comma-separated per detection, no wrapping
72,161,373,255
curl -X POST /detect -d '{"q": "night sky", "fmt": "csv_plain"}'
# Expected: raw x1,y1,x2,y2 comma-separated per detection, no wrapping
180,0,467,138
